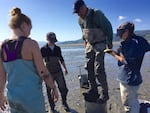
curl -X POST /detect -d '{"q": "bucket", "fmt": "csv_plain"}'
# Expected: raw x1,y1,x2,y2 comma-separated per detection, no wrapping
85,101,107,113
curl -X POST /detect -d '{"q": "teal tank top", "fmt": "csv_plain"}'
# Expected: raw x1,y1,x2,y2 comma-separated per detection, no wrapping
3,60,46,113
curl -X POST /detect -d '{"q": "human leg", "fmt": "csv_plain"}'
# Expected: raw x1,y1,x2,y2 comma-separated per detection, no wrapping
120,83,140,113
46,84,55,111
95,51,109,102
85,48,98,90
84,48,99,102
55,72,70,112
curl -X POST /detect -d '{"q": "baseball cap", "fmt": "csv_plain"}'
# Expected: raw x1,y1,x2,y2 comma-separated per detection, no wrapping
117,22,134,36
46,32,58,43
73,0,85,13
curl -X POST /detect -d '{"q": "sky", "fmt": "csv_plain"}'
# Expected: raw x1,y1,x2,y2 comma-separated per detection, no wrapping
0,0,150,42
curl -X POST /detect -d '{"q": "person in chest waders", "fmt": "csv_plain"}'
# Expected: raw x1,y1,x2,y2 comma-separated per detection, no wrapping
73,0,113,103
40,32,70,113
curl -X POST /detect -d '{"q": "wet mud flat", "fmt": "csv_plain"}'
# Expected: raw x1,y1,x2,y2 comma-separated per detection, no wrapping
46,45,150,113
1,44,150,113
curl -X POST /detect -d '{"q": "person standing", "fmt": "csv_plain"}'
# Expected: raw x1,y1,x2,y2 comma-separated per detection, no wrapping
0,7,58,113
73,0,113,103
105,22,150,113
41,32,70,113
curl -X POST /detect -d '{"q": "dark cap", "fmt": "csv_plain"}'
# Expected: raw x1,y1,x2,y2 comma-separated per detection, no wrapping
117,22,135,36
46,32,58,43
73,0,85,13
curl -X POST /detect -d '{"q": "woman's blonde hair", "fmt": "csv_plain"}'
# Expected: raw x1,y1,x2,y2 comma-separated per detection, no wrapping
9,7,32,29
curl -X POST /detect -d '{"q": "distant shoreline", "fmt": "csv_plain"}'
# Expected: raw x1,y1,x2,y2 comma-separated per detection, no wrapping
58,41,120,47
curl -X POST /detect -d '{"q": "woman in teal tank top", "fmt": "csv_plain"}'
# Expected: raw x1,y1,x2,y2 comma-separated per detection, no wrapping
0,7,58,113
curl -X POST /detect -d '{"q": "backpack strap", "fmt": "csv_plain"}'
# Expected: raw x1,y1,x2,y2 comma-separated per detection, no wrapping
16,36,27,59
1,36,27,62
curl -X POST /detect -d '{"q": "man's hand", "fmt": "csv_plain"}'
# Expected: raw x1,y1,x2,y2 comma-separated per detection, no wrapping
64,69,68,75
104,48,113,53
104,49,118,56
107,44,113,49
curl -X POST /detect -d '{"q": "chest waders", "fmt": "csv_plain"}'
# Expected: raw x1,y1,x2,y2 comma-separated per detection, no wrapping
44,56,62,74
81,9,109,104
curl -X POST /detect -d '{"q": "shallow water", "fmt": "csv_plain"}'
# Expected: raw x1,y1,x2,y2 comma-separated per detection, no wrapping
1,44,149,113
61,44,150,91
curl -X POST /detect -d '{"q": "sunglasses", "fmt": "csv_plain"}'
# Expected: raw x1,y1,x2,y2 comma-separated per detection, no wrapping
116,29,126,37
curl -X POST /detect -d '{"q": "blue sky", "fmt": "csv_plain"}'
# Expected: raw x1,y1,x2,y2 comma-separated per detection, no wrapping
0,0,150,42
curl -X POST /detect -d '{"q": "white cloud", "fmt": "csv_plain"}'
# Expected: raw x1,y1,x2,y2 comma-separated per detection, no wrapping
118,16,126,20
134,18,142,22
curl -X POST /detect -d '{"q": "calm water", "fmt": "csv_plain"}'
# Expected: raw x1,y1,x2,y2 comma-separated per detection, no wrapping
60,44,150,90
61,45,119,71
1,44,149,113
38,43,150,90
60,45,119,90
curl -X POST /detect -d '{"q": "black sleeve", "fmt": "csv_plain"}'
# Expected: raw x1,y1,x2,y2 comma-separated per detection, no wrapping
40,47,46,58
142,37,150,52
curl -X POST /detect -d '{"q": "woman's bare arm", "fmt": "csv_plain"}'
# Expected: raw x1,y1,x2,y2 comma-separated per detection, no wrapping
0,57,6,95
28,40,55,87
0,57,7,110
26,39,58,102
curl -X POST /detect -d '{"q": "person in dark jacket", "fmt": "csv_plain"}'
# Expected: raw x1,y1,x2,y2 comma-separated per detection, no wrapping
73,0,113,103
105,22,150,113
40,32,70,113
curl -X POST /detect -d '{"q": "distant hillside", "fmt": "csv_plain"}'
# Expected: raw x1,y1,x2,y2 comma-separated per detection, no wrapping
38,41,46,48
135,30,150,40
113,30,150,41
59,30,150,44
38,30,150,46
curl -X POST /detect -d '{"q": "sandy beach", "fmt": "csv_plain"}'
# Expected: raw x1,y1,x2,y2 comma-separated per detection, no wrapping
1,44,150,113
